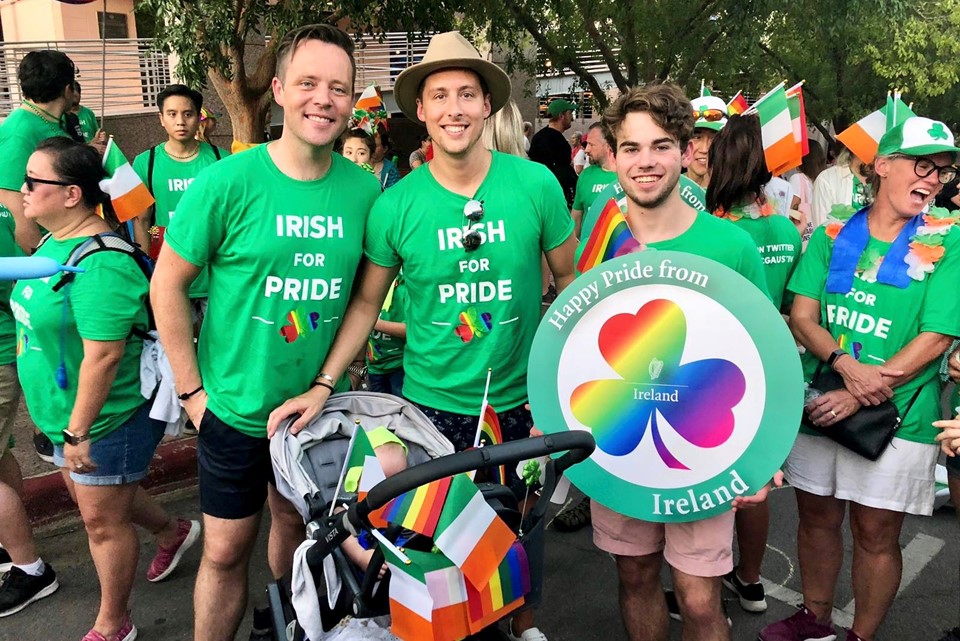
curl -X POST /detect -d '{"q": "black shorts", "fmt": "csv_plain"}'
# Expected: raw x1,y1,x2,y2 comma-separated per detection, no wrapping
197,408,275,519
410,401,533,452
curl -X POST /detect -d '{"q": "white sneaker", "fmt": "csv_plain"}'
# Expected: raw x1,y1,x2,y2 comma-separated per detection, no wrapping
506,619,548,641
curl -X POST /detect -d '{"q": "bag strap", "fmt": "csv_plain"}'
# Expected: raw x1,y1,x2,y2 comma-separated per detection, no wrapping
147,145,156,195
210,143,222,161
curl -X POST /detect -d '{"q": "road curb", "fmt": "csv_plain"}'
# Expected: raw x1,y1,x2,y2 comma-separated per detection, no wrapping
24,436,198,527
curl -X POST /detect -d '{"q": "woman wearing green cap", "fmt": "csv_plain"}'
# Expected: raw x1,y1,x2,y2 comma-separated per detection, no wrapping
761,116,960,641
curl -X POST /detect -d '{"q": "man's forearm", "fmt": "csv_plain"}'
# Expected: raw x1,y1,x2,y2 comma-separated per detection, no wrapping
153,285,202,393
320,294,385,383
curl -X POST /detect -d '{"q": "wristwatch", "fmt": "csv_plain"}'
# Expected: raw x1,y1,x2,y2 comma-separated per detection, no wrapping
62,429,91,446
348,363,368,380
827,349,848,369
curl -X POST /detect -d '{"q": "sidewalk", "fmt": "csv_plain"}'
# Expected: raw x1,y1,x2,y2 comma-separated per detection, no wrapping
12,399,199,526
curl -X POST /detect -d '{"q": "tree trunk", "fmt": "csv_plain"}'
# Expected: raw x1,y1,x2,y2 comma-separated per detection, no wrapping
208,70,269,144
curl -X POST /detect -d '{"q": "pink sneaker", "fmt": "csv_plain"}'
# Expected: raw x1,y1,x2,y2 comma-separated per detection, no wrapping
146,518,200,583
759,605,837,641
80,614,137,641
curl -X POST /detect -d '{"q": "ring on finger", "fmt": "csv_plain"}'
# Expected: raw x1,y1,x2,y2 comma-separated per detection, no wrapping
954,352,960,366
830,410,838,418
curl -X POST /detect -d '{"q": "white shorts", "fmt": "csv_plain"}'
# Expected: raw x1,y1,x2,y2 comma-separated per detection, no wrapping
783,433,938,515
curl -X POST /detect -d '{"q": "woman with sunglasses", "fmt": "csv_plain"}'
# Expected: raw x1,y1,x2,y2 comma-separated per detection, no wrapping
11,137,198,641
761,117,960,641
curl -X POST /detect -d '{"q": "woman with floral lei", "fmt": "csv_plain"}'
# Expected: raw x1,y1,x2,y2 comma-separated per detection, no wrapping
708,114,802,312
760,117,960,641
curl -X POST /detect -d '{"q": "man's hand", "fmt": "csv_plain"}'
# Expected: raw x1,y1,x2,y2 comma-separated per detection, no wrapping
267,386,332,438
181,390,208,429
731,470,784,512
948,347,960,382
834,357,902,405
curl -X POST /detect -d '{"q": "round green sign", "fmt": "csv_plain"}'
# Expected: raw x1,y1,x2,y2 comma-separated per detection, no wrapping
528,250,803,523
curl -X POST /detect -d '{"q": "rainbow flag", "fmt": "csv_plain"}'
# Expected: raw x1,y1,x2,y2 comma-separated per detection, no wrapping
575,198,632,273
99,138,154,223
465,541,530,632
433,474,516,590
477,404,507,485
727,91,749,116
369,476,452,533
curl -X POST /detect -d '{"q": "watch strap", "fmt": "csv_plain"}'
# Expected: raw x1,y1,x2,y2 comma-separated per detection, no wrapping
827,349,848,368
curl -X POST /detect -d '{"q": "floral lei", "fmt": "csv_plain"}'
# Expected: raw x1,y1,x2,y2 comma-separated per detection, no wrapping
824,205,959,282
714,197,774,222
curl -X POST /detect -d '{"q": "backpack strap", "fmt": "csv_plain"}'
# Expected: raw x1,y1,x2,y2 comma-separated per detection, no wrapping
147,145,156,195
210,143,222,161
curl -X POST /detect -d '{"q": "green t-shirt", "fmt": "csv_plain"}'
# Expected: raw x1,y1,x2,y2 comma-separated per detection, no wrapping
0,209,20,365
0,107,71,191
365,151,575,413
133,143,228,298
75,106,98,143
11,236,148,445
165,144,381,437
788,224,960,443
718,207,801,311
367,275,408,375
572,165,616,212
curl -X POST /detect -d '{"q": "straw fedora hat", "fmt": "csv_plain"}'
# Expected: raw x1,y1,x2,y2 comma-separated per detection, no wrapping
393,31,511,122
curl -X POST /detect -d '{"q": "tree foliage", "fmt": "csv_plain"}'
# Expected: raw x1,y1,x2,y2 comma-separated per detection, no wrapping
138,0,960,142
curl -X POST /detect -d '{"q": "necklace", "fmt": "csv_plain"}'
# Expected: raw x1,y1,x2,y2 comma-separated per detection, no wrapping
22,101,64,134
165,142,200,160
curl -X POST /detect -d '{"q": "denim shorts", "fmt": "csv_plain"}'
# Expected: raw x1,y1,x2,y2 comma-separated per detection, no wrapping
53,402,165,486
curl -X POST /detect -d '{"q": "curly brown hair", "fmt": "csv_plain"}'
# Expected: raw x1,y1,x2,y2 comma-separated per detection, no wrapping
601,84,695,153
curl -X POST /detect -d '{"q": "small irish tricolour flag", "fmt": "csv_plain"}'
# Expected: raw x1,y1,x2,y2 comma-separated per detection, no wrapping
752,84,795,174
99,137,154,223
836,93,915,165
433,473,516,590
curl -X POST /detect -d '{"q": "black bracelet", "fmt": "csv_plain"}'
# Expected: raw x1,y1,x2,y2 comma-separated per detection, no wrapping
178,385,204,401
310,380,335,393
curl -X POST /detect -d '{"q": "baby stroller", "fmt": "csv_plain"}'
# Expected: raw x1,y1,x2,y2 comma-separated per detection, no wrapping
267,392,595,641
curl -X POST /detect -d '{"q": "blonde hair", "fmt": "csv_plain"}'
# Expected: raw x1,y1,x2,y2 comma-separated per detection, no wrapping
482,100,527,158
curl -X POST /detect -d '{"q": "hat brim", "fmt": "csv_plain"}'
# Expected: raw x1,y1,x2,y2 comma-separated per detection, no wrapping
695,120,726,132
394,58,512,122
896,143,960,158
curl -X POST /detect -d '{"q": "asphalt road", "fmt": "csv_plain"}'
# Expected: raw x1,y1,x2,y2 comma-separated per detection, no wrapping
2,484,959,641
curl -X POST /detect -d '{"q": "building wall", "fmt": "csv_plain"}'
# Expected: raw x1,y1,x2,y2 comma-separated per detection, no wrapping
1,0,137,43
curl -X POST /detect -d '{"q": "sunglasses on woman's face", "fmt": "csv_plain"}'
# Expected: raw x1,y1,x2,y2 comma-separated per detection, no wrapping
692,108,725,122
23,175,71,192
462,199,484,252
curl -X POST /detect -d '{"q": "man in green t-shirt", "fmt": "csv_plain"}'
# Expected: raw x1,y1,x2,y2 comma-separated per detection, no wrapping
576,84,772,641
571,122,617,236
0,50,74,253
152,25,381,641
67,82,104,146
268,31,576,641
133,84,229,308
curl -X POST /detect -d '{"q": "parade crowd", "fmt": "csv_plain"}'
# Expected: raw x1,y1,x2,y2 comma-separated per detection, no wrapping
1,22,960,641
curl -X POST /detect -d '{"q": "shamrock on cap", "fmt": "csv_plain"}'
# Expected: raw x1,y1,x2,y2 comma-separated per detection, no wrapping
877,116,960,159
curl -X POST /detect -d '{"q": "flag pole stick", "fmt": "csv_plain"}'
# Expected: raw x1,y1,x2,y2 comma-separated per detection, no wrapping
472,368,493,448
370,528,411,565
329,422,361,516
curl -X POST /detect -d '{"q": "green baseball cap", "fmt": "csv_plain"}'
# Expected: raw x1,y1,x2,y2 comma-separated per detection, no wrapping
876,116,960,159
547,99,577,117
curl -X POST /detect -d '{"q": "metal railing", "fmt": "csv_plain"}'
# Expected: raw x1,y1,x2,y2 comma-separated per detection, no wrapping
352,32,431,92
0,38,170,117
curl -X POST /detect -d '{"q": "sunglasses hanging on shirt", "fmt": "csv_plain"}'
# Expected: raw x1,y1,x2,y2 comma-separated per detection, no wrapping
462,199,484,252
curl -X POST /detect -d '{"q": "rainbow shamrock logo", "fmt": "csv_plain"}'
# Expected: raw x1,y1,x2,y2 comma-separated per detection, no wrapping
570,299,746,469
454,307,493,343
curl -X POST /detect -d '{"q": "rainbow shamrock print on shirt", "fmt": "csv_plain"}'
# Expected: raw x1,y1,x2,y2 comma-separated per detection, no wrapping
570,299,746,470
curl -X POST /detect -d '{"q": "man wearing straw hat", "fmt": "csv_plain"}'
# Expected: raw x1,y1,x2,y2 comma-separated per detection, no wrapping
269,30,577,641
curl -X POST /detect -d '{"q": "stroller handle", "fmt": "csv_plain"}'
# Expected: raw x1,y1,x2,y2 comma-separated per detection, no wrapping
304,431,595,568
357,431,595,522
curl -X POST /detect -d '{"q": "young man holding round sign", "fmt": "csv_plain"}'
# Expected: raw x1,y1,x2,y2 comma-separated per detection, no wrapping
557,84,792,641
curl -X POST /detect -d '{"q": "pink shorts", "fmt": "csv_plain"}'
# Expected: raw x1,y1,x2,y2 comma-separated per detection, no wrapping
591,500,734,577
